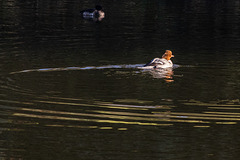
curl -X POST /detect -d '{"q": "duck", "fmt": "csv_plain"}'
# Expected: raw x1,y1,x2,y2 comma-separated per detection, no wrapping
80,5,105,20
138,50,174,69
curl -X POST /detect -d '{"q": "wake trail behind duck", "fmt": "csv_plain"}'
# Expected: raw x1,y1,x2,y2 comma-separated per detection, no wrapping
10,64,144,74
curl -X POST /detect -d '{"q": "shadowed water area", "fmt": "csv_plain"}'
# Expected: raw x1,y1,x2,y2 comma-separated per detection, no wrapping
1,0,240,159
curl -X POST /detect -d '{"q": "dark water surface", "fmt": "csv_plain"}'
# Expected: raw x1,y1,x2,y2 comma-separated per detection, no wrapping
1,0,240,159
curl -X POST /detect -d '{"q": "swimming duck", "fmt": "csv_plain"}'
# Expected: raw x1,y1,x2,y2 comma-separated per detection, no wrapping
139,50,174,69
80,5,105,19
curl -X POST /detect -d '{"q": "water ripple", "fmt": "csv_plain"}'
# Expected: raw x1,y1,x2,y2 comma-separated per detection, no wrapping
1,96,240,131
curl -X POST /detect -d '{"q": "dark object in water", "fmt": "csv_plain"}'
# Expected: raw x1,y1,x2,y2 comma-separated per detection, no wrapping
80,5,105,19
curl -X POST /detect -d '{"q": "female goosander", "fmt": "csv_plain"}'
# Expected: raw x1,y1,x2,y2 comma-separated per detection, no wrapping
139,50,174,69
80,5,105,19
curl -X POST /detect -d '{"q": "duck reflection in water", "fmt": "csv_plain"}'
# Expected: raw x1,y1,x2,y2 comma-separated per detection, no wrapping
80,5,105,22
139,67,174,82
148,68,174,82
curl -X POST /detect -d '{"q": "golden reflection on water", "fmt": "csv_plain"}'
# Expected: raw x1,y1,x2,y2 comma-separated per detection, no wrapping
3,97,240,129
208,107,240,110
99,127,113,130
118,128,128,131
114,99,153,104
45,124,98,129
193,125,211,128
215,122,237,124
0,99,33,105
43,96,84,101
44,124,128,131
33,99,150,110
205,111,240,115
13,112,173,126
182,99,240,107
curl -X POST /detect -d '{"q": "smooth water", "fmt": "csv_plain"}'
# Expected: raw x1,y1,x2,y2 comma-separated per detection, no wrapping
1,0,240,159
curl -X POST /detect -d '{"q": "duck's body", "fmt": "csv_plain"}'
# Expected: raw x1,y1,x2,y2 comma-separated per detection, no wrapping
138,50,174,69
141,58,173,69
81,8,96,16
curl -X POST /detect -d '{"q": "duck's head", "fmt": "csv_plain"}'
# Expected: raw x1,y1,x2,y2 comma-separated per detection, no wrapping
95,5,105,18
162,50,174,60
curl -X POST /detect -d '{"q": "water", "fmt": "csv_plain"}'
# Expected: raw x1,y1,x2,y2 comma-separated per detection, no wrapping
1,0,240,159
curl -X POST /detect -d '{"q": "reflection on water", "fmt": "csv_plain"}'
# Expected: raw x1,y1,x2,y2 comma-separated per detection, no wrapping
2,94,240,129
1,0,240,159
140,66,180,82
1,75,240,159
